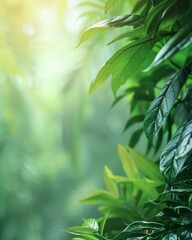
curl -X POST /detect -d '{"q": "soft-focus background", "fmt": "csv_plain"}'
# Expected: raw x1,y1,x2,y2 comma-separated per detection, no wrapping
0,1,138,239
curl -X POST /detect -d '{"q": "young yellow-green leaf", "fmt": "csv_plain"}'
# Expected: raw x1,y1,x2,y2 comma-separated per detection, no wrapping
118,144,138,179
89,38,156,94
107,27,145,45
150,23,192,67
127,147,164,181
144,63,192,143
80,189,120,205
78,14,144,46
160,117,192,184
104,0,119,12
104,166,119,197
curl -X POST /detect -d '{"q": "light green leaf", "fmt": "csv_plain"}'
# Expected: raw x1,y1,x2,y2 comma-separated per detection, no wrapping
150,23,192,67
104,0,119,12
160,117,192,184
66,226,98,235
83,219,99,232
78,14,144,46
80,189,120,205
127,147,164,181
118,145,138,179
104,166,118,197
107,27,145,45
144,63,192,143
89,38,156,94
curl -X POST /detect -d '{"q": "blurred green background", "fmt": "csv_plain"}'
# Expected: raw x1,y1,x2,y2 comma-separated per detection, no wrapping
0,0,133,239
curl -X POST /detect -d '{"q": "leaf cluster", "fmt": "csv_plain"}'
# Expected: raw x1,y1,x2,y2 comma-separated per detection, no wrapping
68,0,192,239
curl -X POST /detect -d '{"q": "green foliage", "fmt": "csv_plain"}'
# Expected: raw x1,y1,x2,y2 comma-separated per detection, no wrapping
68,0,192,239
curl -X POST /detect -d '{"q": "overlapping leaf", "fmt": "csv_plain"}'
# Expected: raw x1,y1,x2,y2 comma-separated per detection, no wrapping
160,117,192,184
78,14,144,46
144,63,192,143
89,38,156,94
150,23,192,67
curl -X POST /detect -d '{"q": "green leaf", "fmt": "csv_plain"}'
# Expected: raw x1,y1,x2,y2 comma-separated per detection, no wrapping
123,115,144,132
104,166,119,197
104,0,119,12
66,226,98,235
159,0,191,32
160,116,192,184
162,234,178,240
82,219,99,232
151,0,161,7
127,147,164,181
78,14,144,46
80,189,120,205
118,145,138,179
89,38,156,94
129,128,143,148
107,27,145,45
145,1,172,35
150,23,192,67
144,63,192,143
124,221,164,232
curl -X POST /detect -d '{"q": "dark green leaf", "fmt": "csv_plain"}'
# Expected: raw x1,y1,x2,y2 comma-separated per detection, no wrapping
145,1,173,35
160,116,192,184
123,115,144,132
150,23,192,67
129,128,143,148
124,221,164,232
159,0,191,32
162,234,178,240
151,0,160,7
144,63,192,143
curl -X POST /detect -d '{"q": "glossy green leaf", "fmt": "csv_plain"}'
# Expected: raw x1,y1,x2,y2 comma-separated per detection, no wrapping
162,234,177,240
160,117,192,184
144,63,192,143
124,221,164,232
89,38,156,94
150,23,192,67
78,14,144,46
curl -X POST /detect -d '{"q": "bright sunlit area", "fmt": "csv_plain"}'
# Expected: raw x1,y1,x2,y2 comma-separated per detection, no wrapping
0,1,129,239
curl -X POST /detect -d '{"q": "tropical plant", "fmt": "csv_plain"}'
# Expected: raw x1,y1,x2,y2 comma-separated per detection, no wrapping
67,0,192,239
